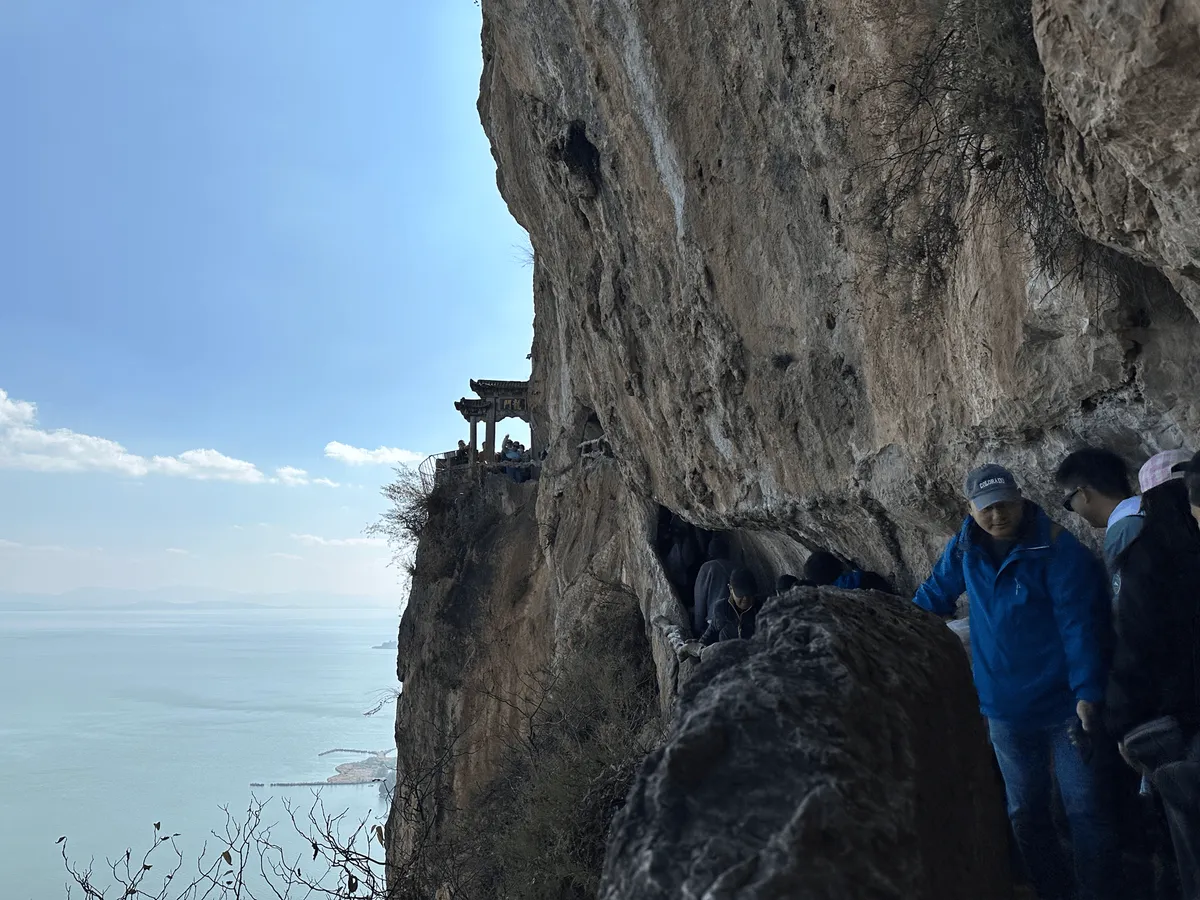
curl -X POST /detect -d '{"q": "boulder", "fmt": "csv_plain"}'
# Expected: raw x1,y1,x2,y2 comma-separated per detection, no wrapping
600,588,1011,899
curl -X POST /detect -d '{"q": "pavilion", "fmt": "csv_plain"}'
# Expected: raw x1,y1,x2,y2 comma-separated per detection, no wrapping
454,379,532,463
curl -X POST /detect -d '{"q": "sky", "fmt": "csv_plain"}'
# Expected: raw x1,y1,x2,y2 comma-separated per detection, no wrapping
0,1,533,600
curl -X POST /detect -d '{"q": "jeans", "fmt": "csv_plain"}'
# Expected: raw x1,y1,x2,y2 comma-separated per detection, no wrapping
989,717,1123,900
1152,734,1200,900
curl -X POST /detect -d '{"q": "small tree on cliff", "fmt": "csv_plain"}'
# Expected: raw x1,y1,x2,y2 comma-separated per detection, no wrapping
860,0,1091,281
369,465,437,553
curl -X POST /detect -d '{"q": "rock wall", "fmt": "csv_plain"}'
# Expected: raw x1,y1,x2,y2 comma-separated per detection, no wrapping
386,475,551,862
386,459,693,870
1036,0,1200,313
480,0,1200,589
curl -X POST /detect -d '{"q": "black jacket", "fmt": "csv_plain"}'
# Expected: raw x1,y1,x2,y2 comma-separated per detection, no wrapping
1104,535,1200,739
700,597,760,646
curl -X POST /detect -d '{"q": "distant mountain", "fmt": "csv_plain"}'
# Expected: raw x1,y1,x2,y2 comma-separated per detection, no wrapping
0,587,401,611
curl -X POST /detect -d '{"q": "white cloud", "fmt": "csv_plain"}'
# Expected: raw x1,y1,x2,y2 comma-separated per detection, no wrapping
273,466,340,488
152,449,266,483
291,533,386,548
0,538,69,552
2,420,155,476
269,552,304,561
276,465,309,486
0,390,36,427
0,387,319,486
165,548,191,555
324,441,423,467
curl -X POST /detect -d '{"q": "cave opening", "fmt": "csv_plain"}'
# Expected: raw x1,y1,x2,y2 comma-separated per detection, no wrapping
577,407,614,460
559,120,600,180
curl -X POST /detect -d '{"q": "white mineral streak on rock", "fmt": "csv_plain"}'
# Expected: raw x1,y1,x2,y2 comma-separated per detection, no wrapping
615,1,687,240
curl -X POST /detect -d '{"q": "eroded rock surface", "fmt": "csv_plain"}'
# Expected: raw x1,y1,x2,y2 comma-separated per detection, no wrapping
387,475,552,864
1037,0,1200,311
480,0,1200,592
601,588,1011,900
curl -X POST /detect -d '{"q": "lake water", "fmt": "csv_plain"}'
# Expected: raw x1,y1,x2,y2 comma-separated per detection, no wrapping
0,603,400,898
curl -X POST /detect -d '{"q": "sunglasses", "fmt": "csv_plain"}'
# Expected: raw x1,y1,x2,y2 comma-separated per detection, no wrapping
1062,486,1083,511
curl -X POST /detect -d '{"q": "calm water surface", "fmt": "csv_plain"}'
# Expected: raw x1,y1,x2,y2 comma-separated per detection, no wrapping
0,604,400,898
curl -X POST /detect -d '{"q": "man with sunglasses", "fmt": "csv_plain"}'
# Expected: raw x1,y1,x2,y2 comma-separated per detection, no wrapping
1055,447,1143,575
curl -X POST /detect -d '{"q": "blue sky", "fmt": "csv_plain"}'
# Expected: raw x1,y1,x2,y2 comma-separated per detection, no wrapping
0,1,532,598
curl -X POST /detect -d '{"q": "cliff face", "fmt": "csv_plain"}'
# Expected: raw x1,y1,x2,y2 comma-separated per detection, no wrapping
386,475,550,848
1037,0,1200,314
387,0,1200,894
480,0,1200,588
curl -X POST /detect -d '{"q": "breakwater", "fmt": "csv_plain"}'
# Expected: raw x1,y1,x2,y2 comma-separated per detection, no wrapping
318,748,382,757
258,780,383,787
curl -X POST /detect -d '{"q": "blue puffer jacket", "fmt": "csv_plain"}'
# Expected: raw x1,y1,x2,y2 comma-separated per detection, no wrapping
913,504,1111,727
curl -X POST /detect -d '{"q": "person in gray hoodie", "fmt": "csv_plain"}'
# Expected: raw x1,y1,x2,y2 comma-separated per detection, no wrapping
692,536,735,637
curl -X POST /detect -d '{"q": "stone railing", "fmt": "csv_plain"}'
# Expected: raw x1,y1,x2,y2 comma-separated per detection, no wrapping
418,450,542,492
418,451,466,493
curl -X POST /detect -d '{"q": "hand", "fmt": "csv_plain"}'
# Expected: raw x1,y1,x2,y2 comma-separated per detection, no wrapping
1076,700,1099,732
675,641,703,662
1118,741,1150,776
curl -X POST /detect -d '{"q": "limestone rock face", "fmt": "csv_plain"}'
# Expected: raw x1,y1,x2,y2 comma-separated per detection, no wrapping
1036,0,1200,311
386,460,690,871
600,588,1011,899
480,0,1200,594
387,475,552,863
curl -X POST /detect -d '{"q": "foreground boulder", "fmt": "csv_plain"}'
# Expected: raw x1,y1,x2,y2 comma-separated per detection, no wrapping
601,588,1011,899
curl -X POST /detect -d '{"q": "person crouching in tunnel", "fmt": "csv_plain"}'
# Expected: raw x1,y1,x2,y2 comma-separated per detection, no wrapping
774,573,805,595
912,463,1121,900
699,568,761,647
676,568,761,663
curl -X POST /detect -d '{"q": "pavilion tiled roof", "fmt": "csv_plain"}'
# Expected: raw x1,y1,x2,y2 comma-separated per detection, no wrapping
470,379,529,396
454,398,492,419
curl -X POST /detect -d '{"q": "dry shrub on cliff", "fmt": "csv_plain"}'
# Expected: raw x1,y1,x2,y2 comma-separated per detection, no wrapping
59,796,394,899
465,603,660,900
377,604,660,900
861,0,1082,278
370,466,443,552
370,465,488,579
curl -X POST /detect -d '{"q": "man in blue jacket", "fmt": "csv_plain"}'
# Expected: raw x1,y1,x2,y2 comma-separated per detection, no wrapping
913,463,1119,900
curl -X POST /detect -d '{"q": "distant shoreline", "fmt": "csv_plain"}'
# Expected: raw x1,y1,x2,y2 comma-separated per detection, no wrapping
0,588,401,612
253,749,396,788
